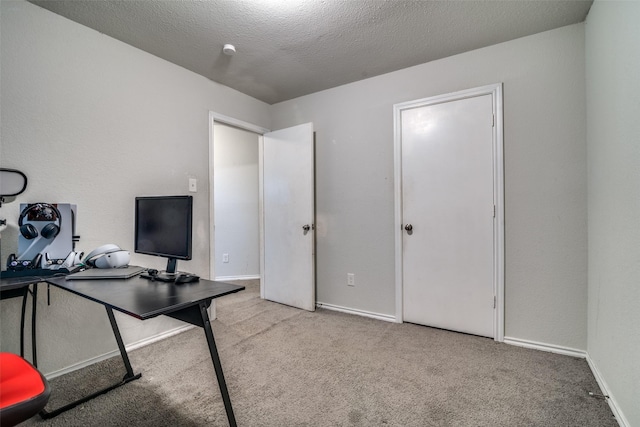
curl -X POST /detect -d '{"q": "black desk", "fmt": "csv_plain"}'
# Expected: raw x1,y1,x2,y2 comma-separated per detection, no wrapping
0,275,43,293
42,276,244,426
0,275,48,366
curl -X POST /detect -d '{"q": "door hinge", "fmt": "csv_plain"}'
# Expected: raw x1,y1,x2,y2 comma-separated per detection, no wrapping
492,114,495,127
493,296,496,309
493,205,496,218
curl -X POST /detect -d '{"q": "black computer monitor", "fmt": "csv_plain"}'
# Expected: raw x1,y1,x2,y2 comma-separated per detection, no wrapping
134,195,193,276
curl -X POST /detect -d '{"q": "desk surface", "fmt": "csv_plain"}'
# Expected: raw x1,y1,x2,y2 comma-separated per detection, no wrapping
45,276,244,320
0,275,44,291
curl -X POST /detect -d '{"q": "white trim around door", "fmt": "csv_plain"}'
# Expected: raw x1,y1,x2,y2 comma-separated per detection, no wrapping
393,83,505,341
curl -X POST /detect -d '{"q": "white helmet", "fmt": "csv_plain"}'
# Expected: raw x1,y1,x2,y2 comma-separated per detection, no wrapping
84,244,130,268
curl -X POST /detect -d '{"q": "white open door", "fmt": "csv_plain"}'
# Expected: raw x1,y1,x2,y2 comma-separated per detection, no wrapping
262,123,315,311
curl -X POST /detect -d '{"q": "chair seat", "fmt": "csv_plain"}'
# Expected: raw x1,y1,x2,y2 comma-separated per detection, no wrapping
0,352,50,427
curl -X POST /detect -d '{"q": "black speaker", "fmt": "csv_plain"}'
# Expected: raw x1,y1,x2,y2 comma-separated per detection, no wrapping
18,203,62,240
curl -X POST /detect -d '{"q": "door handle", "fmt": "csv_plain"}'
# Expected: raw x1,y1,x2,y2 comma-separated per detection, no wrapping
302,224,313,235
404,224,413,235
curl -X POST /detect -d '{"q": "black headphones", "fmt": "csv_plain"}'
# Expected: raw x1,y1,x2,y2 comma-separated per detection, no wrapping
18,203,62,240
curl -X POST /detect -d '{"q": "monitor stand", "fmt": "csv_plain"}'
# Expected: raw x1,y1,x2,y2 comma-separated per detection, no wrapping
155,257,180,281
152,272,178,282
140,257,179,282
166,258,177,274
147,258,176,282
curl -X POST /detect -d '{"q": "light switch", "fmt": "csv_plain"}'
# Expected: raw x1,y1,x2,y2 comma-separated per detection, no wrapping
189,178,197,193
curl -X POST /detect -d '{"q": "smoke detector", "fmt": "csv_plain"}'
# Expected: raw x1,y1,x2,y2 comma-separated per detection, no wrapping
222,44,236,56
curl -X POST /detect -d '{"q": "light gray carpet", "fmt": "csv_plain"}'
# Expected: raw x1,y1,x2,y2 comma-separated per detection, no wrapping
23,280,616,426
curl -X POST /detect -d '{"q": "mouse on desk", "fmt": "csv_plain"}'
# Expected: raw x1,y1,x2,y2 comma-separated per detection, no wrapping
174,273,199,284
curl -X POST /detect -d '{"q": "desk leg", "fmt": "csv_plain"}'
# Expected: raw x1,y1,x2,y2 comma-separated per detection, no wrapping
31,284,38,367
106,306,136,377
40,306,141,419
19,286,28,358
19,284,38,367
199,301,237,427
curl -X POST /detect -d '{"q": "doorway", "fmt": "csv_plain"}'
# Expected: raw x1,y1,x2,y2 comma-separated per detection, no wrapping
212,122,261,281
393,84,504,340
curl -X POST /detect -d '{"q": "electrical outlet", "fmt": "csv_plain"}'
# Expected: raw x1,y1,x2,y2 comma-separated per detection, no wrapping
347,273,355,287
222,253,229,263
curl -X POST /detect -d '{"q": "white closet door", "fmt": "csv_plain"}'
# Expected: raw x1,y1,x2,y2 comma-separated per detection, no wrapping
401,95,495,337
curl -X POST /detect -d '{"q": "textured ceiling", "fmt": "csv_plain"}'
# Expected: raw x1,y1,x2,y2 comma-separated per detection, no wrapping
28,0,593,104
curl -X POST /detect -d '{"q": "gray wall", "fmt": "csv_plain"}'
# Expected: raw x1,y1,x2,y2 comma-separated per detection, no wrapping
586,1,640,426
0,0,270,374
2,2,637,423
3,2,638,423
271,24,588,350
213,124,260,279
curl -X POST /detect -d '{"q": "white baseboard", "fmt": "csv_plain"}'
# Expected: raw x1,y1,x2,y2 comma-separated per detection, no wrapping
587,355,629,427
45,325,193,379
503,337,629,425
316,302,396,323
503,336,587,358
214,274,260,281
125,325,194,352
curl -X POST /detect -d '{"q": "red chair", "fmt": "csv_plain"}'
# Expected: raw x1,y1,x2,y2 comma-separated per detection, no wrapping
0,352,50,426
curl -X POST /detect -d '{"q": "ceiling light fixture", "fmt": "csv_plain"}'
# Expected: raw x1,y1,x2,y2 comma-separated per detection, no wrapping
222,44,236,56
